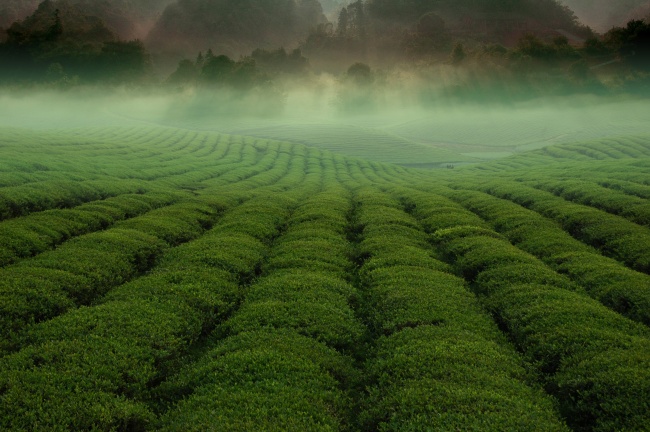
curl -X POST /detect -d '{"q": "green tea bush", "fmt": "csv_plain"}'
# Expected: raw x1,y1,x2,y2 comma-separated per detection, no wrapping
0,199,231,351
360,245,450,276
476,263,577,295
158,186,363,429
160,233,265,278
115,201,219,245
362,326,569,432
435,228,650,430
158,330,354,432
601,178,650,199
225,298,364,351
445,235,540,280
0,338,157,431
103,269,239,333
0,190,296,431
551,252,650,325
356,189,568,431
531,179,650,226
457,182,650,323
486,181,650,273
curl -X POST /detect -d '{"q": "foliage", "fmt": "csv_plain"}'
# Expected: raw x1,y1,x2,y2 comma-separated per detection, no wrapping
1,124,649,431
147,0,326,59
605,19,650,69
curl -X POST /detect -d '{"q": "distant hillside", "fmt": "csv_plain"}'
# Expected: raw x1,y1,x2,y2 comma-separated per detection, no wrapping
365,0,584,35
4,0,116,47
560,0,650,31
0,0,151,83
0,0,40,30
147,0,327,63
626,1,650,23
304,0,589,67
0,0,174,39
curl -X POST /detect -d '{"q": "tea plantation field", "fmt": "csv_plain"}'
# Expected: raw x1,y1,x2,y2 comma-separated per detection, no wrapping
0,125,649,431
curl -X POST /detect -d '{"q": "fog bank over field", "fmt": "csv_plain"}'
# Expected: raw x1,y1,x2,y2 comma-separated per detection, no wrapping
1,87,648,167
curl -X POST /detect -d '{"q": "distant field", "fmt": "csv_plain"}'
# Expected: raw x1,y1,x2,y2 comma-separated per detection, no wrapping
1,124,649,431
161,98,650,167
2,93,648,167
170,119,478,166
385,99,650,154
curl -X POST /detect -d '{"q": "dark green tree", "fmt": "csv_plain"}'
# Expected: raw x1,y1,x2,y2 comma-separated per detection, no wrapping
347,0,367,39
451,42,466,64
167,59,199,86
46,8,63,41
346,62,373,85
605,20,650,69
337,6,349,36
99,40,151,82
201,54,235,84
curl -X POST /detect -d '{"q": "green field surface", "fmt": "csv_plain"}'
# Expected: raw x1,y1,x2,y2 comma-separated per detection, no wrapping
156,98,650,167
1,124,649,431
214,122,475,166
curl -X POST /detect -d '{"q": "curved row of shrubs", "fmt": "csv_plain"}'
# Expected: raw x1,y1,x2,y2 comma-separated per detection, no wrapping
460,179,650,274
0,141,296,354
158,178,362,431
0,162,311,431
599,178,650,199
524,178,650,227
443,187,650,326
0,178,153,221
393,185,650,431
0,128,258,219
353,186,568,431
0,198,230,354
0,191,181,267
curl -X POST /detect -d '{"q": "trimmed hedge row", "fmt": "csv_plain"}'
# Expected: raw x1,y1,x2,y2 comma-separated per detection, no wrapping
0,192,180,267
354,187,568,431
356,189,567,431
445,187,650,326
430,220,650,431
227,187,363,352
0,178,152,221
600,178,650,200
0,170,90,188
158,330,356,432
199,141,282,188
473,136,650,172
159,186,362,430
149,150,246,189
0,129,272,197
0,186,301,431
0,197,233,354
528,178,650,227
473,179,650,273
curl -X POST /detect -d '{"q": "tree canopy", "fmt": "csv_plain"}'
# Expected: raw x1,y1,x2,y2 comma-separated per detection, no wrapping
146,0,327,59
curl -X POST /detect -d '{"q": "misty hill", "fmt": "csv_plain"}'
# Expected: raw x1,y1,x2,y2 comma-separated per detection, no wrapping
304,0,589,67
147,0,327,64
0,0,38,28
4,0,116,47
364,0,584,36
560,0,650,32
0,1,40,30
0,0,151,83
0,0,174,39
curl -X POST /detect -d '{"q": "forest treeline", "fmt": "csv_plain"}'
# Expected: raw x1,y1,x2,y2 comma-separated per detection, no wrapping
0,0,649,104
